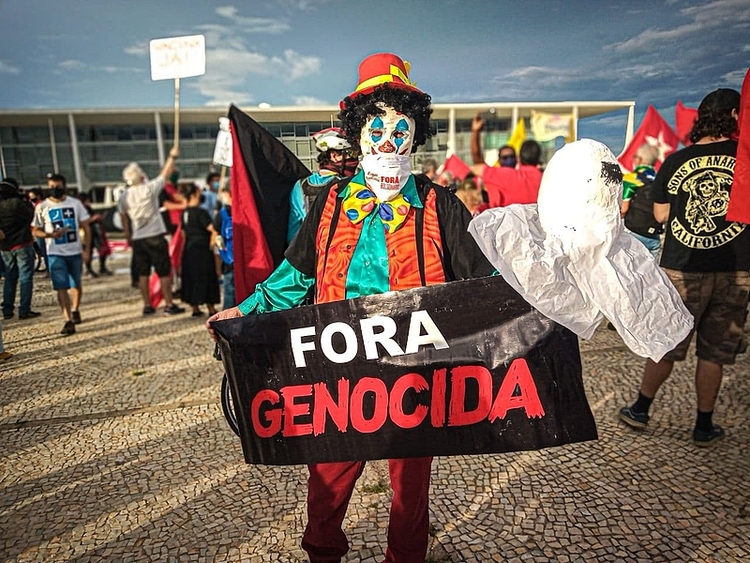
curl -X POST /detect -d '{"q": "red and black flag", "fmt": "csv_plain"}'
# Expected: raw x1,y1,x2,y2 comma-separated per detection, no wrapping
228,104,310,303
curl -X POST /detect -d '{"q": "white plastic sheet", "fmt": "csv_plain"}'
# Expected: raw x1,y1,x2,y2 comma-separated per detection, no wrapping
469,139,693,362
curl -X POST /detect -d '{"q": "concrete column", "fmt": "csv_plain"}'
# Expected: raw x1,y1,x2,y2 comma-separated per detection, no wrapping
624,104,635,149
48,119,59,173
0,142,6,179
154,111,165,165
67,113,83,191
446,107,456,157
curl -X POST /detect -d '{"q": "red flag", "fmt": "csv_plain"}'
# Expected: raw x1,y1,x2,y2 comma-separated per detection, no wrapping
441,154,471,182
618,105,680,171
228,105,310,303
675,100,697,147
727,67,750,223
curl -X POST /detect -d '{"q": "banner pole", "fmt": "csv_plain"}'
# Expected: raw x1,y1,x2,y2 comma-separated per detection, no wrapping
218,165,227,189
174,77,181,149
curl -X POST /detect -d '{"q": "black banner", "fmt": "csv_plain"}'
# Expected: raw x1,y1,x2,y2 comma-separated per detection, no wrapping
212,276,597,465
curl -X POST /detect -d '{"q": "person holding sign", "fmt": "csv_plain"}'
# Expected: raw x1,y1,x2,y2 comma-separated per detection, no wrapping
208,53,496,563
119,147,185,316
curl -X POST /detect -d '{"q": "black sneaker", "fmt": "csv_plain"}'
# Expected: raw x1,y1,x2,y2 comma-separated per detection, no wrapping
2,313,12,320
142,306,156,316
693,424,725,447
60,320,76,336
163,304,186,315
71,310,82,324
619,406,649,430
19,311,42,320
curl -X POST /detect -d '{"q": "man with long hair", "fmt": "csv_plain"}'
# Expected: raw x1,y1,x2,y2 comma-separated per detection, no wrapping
619,88,749,446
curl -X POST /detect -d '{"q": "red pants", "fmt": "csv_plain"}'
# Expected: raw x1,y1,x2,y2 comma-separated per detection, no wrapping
301,457,432,563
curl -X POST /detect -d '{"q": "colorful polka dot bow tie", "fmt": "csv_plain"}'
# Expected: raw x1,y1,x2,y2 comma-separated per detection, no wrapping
342,186,412,233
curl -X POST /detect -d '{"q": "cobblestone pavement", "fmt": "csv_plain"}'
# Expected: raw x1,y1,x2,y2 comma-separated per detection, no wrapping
1,251,748,562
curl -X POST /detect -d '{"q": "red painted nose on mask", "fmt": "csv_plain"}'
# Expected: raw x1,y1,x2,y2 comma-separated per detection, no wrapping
378,141,396,153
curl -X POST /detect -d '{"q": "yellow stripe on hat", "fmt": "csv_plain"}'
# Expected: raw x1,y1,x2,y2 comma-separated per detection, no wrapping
355,63,416,92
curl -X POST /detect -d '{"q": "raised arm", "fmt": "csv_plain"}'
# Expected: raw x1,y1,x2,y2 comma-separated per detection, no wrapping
158,146,180,180
470,113,487,176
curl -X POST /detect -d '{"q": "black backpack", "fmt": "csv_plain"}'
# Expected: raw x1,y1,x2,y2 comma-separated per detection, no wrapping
624,181,663,237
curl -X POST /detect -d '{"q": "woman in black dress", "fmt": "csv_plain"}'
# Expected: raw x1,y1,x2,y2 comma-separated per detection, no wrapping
179,184,220,317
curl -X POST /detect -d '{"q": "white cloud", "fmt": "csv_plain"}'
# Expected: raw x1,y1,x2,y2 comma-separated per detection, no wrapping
101,66,143,74
124,41,149,57
277,0,335,10
215,6,290,33
55,59,142,76
293,95,330,106
0,60,20,74
720,69,748,84
608,0,750,54
59,59,87,71
192,46,321,106
277,49,321,81
119,7,322,106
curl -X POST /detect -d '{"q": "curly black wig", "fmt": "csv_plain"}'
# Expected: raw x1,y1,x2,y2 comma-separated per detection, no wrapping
338,85,434,152
689,88,740,144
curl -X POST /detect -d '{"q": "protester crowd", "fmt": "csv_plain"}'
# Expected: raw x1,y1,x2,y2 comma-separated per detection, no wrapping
0,51,748,563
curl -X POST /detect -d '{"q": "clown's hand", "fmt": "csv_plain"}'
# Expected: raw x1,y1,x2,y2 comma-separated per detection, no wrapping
206,306,244,341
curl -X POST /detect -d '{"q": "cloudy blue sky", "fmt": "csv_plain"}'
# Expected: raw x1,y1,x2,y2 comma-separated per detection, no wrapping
1,0,748,153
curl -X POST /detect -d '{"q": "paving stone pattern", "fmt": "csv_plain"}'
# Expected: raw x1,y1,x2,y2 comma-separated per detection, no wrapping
1,252,748,562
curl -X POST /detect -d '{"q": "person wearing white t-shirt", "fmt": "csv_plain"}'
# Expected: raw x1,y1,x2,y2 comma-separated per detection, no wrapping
118,146,185,316
31,174,91,336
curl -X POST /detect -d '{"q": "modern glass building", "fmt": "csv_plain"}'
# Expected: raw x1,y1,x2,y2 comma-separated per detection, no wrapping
0,101,634,202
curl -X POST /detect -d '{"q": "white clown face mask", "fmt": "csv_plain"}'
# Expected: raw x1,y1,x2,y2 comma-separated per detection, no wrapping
360,104,415,156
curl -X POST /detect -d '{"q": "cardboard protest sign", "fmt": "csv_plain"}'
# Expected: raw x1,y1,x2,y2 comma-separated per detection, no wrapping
212,276,597,466
149,34,206,149
149,35,206,81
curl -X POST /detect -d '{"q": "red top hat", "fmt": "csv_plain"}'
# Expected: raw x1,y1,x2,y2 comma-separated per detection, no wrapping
340,53,423,108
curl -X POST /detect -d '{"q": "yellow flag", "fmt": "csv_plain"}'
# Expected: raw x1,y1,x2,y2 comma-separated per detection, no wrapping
530,111,573,142
507,118,526,153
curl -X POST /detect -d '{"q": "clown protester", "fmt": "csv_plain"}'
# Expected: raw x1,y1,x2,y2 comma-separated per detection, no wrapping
207,52,498,563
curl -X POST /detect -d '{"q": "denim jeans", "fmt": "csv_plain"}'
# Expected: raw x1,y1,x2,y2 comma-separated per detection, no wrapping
1,243,36,317
629,232,661,261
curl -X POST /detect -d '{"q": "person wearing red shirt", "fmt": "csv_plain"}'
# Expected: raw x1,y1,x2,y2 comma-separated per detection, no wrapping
470,113,543,207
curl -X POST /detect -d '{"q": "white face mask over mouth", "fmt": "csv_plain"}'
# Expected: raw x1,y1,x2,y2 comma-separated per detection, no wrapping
359,104,415,201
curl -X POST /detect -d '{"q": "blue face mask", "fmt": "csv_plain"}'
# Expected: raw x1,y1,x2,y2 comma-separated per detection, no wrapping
499,155,517,168
212,181,221,190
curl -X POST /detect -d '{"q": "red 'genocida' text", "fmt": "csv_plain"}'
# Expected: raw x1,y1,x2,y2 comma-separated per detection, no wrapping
250,359,544,438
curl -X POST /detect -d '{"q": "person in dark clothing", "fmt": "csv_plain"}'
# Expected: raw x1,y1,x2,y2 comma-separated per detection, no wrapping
0,178,41,320
619,88,749,446
78,193,113,277
179,183,220,317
